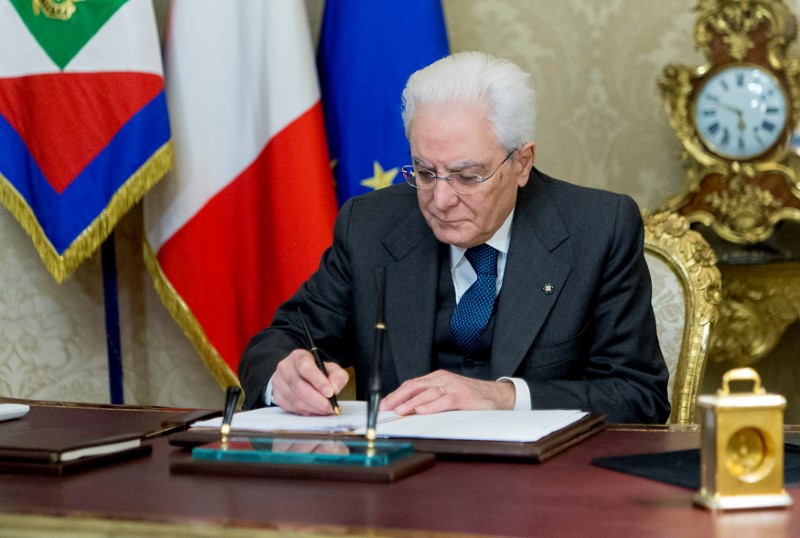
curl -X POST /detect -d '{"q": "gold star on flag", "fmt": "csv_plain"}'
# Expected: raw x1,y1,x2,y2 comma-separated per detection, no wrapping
360,161,398,191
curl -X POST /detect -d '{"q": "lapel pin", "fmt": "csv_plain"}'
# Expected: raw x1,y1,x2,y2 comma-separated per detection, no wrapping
541,283,554,294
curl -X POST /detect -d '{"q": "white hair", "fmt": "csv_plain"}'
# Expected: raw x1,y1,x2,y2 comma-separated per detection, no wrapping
401,51,536,151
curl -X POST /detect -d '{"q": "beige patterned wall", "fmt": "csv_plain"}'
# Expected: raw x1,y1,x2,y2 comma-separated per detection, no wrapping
2,1,799,412
441,0,699,209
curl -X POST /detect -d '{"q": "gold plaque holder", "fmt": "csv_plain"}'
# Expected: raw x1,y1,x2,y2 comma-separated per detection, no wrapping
694,368,792,510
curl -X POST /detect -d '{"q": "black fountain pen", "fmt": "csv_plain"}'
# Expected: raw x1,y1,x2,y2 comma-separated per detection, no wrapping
298,308,341,415
220,385,241,446
366,271,387,444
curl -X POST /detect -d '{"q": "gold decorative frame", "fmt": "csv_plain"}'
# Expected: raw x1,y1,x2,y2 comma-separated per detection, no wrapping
658,0,800,244
709,260,800,366
643,211,722,424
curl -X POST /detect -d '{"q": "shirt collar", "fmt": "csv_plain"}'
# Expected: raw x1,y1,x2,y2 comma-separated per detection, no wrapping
450,209,515,268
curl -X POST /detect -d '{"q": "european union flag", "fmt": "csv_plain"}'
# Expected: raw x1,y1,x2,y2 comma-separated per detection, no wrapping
318,0,449,205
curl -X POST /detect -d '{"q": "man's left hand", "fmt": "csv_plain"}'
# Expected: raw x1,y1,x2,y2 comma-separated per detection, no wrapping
379,370,516,415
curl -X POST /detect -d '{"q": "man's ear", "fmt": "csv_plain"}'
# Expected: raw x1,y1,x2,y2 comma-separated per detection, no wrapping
516,142,535,187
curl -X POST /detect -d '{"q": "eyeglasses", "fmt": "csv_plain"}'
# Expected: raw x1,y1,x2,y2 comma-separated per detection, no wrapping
401,149,516,195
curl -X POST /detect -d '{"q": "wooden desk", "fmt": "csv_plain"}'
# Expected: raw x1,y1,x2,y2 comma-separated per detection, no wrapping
0,403,797,537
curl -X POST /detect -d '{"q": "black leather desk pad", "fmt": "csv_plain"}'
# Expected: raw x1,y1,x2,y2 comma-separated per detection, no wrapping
591,443,800,489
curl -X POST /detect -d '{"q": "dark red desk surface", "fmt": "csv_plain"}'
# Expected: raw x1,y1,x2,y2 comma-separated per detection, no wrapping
0,402,798,537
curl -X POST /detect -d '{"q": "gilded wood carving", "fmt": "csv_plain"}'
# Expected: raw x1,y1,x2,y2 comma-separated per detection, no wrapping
643,211,722,424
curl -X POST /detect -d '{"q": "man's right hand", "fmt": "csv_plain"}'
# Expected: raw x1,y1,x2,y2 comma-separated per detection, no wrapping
271,349,349,416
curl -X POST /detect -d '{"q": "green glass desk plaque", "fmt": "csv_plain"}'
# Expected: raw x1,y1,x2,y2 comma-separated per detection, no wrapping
192,437,414,467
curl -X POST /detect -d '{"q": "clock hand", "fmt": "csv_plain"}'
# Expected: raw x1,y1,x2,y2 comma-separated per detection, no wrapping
733,108,745,132
707,96,746,131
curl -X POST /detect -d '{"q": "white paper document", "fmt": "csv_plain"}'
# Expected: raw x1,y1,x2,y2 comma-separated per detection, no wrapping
192,401,588,443
192,401,396,434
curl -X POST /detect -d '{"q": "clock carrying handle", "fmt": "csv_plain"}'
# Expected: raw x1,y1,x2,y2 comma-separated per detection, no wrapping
719,367,764,396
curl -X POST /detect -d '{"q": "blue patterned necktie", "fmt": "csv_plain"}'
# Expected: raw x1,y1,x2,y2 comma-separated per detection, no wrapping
450,244,499,353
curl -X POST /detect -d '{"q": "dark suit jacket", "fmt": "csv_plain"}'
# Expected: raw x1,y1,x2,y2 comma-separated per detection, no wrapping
239,168,671,423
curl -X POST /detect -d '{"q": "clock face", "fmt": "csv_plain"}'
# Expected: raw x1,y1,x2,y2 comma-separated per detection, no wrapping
694,65,788,160
724,426,774,483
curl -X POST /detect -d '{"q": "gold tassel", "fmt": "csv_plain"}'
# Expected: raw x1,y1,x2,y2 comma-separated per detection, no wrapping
142,239,240,391
0,141,174,283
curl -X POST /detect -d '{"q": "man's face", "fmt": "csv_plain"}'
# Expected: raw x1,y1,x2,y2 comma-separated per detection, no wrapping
408,102,535,248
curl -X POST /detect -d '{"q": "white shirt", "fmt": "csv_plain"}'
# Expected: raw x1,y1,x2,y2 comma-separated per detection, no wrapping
264,209,532,410
450,209,513,302
450,210,531,411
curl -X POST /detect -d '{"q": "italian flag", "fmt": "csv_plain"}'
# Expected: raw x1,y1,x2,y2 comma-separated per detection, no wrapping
0,0,171,282
144,0,337,387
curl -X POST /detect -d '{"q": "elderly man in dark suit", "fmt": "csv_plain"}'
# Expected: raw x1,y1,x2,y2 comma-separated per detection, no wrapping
239,51,670,424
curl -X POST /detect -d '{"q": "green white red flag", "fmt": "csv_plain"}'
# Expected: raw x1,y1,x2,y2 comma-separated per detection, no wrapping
0,0,171,282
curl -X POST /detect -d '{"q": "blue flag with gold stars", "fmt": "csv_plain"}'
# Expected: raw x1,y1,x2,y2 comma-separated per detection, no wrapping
318,0,449,205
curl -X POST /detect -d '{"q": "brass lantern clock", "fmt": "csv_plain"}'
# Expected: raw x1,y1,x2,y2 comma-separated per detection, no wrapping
659,0,800,245
694,368,791,510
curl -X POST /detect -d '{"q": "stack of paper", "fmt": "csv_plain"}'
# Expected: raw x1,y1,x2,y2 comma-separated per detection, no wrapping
191,401,589,444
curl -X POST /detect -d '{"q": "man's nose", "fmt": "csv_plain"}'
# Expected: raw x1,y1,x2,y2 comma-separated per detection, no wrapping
431,177,459,208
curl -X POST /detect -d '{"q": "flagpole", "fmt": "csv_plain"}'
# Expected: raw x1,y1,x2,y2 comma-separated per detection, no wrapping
101,233,124,404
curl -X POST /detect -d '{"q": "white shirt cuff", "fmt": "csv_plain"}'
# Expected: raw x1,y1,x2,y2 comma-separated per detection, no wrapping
498,377,532,410
264,375,275,406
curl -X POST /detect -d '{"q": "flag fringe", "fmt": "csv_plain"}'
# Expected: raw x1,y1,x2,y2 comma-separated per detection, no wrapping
0,141,174,283
142,238,240,391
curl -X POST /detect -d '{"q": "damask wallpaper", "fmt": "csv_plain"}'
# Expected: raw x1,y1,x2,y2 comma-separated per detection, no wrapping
2,1,799,416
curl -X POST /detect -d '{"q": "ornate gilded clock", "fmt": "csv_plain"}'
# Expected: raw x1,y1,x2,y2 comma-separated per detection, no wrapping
659,0,800,244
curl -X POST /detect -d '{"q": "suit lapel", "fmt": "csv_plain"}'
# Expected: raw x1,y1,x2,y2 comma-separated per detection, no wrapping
491,176,572,379
381,210,439,383
376,170,572,382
